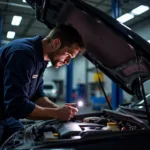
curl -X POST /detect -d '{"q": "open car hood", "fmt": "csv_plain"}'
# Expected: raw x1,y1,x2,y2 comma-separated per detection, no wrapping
27,0,150,96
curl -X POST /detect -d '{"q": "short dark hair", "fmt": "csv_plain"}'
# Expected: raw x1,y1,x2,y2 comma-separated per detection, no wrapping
47,24,84,49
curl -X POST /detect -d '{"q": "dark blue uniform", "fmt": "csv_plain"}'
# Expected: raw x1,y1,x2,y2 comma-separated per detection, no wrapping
0,35,47,143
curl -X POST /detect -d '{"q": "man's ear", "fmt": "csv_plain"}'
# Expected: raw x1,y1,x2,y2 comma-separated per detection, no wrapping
53,38,61,50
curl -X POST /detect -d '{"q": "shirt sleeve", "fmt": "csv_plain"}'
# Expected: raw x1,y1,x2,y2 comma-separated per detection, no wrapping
4,50,36,119
31,77,47,102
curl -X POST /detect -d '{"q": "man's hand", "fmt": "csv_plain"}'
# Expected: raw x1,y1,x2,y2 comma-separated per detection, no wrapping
55,105,78,121
65,103,77,108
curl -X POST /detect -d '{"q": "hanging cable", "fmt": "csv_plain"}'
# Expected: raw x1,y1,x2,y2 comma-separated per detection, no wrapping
136,54,150,125
95,62,113,110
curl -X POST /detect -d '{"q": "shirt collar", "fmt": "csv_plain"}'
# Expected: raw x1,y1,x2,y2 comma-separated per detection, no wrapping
33,35,45,62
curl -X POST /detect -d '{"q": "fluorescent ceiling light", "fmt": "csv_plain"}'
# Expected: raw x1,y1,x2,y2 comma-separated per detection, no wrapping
11,16,22,26
22,0,26,2
117,13,134,23
7,31,15,39
131,5,149,15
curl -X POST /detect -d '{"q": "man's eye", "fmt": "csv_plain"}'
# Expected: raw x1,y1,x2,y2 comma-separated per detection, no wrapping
67,53,72,58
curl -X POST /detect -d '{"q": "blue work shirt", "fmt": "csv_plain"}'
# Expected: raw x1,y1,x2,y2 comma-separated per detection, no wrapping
0,35,48,120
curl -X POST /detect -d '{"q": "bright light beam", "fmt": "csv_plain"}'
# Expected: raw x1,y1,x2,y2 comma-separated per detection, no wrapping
77,100,84,107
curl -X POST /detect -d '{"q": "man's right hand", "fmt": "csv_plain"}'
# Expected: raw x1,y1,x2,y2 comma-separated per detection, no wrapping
27,104,78,121
55,105,78,121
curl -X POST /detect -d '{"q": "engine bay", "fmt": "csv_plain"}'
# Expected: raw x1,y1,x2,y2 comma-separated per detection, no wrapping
2,109,149,150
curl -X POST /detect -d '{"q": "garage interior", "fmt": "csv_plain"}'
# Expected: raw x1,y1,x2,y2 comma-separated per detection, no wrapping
1,0,150,113
0,0,150,111
1,0,150,148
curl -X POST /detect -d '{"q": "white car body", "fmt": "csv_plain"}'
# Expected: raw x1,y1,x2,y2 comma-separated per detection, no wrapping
43,82,58,99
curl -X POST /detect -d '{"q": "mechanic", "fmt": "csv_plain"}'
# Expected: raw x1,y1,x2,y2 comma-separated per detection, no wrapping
0,24,85,144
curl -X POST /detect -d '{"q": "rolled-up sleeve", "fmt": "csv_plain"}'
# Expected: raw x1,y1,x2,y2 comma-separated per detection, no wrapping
4,50,36,119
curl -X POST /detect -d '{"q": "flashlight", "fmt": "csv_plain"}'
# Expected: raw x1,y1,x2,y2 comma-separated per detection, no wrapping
77,100,84,107
66,101,84,108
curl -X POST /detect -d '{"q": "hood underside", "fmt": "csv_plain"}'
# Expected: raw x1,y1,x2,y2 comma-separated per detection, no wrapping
27,0,150,96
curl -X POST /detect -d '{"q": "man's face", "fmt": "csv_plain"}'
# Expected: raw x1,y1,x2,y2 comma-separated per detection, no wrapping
49,43,82,68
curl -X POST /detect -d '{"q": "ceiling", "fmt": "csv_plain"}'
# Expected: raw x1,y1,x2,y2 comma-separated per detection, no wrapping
0,0,150,45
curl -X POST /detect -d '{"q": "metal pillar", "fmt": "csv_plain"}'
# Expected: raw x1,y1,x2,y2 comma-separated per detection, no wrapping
111,0,117,19
111,0,123,109
66,60,73,103
85,59,90,105
112,0,122,18
112,82,123,109
0,16,2,47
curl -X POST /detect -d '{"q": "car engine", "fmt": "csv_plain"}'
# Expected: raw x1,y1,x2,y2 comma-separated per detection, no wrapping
2,109,149,150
